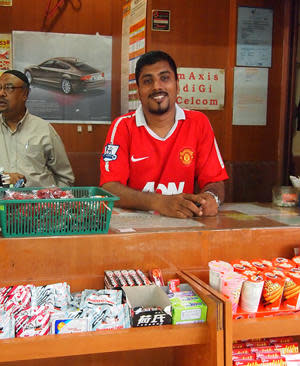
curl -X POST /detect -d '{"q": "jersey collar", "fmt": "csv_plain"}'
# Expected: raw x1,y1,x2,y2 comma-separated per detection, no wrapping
135,103,186,127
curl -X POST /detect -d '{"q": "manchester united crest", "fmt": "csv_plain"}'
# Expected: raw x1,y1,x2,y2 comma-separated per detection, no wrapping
179,148,194,166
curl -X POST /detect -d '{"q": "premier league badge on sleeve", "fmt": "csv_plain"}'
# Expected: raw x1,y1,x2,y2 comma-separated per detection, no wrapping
102,144,119,162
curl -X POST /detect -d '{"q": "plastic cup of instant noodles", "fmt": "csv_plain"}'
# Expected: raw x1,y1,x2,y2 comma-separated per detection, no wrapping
208,260,233,292
240,273,264,313
220,272,247,314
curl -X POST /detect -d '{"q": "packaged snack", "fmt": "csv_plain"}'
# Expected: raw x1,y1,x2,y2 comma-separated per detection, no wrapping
274,342,299,354
282,272,300,310
251,260,271,272
15,305,51,337
269,336,295,344
261,271,286,310
0,311,15,339
136,269,152,285
292,256,300,267
246,340,270,347
0,285,32,315
149,269,164,287
121,270,136,286
52,317,91,334
232,353,256,361
128,269,144,286
168,279,180,293
104,270,119,288
240,274,264,313
231,260,255,273
32,283,70,311
80,289,122,309
208,260,233,291
220,272,247,314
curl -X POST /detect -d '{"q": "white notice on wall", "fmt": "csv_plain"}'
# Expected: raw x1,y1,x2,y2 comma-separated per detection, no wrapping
233,67,268,126
236,7,273,67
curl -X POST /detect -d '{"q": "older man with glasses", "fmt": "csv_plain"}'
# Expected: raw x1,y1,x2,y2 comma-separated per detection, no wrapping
0,70,74,187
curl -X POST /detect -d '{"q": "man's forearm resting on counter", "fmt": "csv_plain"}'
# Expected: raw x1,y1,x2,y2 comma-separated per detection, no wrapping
102,180,225,218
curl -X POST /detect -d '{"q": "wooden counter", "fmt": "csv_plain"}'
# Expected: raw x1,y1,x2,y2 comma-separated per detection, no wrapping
0,202,300,365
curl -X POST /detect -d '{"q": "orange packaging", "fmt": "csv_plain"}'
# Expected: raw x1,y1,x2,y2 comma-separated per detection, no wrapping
272,258,296,271
148,268,164,286
233,361,262,366
275,261,296,271
233,353,257,361
258,355,287,365
231,260,255,273
282,272,300,310
274,342,299,354
261,271,286,310
233,348,254,355
245,340,270,347
292,256,300,267
290,267,300,274
233,342,247,349
255,351,281,359
269,336,295,344
250,346,276,354
251,260,272,272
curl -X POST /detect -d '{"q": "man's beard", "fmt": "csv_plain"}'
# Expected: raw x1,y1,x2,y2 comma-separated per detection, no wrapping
149,100,170,115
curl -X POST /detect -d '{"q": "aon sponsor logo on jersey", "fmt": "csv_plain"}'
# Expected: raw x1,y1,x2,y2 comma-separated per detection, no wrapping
142,182,185,195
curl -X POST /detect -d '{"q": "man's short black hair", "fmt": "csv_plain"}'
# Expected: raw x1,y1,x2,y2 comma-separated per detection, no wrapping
135,50,178,86
3,70,30,88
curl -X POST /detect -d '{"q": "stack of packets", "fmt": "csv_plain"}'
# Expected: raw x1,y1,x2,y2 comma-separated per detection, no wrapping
232,336,299,365
0,282,131,338
167,286,207,325
105,268,207,326
208,256,300,318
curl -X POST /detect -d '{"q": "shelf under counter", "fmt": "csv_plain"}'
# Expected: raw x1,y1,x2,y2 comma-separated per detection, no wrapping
0,323,208,363
232,314,300,341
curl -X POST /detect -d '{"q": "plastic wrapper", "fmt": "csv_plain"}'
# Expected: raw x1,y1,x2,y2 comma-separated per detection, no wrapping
149,268,164,287
261,271,286,310
0,285,32,315
282,272,300,310
84,303,131,331
31,282,70,311
15,305,51,337
240,274,264,313
0,310,15,339
80,289,122,309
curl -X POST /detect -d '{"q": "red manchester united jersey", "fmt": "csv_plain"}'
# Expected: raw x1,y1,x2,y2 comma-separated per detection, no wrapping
100,104,228,195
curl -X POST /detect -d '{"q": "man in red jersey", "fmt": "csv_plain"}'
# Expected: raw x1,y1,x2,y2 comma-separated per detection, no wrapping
100,50,228,218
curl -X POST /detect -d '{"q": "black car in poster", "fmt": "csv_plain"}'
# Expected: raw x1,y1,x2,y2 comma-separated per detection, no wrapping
24,57,105,95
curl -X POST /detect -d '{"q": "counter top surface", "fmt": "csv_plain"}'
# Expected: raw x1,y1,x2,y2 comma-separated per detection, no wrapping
108,203,300,234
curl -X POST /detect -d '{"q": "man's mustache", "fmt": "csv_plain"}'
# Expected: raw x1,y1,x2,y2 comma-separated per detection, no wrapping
149,91,168,98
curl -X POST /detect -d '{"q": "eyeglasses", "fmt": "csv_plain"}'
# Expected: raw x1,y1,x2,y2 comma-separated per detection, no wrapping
0,84,25,94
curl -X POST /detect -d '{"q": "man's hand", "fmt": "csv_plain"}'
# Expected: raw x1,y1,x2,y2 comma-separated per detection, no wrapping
155,192,218,218
102,181,224,219
4,172,26,185
155,193,202,218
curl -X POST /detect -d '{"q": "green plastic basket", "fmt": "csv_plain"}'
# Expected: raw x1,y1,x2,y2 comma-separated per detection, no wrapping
0,187,119,237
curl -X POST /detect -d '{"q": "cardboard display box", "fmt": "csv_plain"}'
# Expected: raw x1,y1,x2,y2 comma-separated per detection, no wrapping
122,285,172,327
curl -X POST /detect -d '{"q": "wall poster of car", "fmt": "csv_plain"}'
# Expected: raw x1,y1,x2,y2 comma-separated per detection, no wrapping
12,31,112,124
